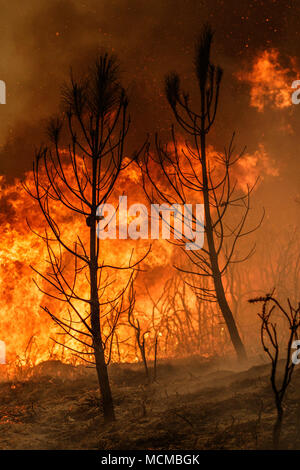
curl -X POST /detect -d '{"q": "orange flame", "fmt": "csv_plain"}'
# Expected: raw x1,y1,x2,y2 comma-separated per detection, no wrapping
0,142,279,372
237,49,298,111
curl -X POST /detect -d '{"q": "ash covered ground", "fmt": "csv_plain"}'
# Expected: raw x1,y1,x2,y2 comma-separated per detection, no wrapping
0,357,300,450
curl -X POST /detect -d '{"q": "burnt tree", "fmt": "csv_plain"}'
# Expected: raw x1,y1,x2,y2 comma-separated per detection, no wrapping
140,25,263,361
26,54,146,422
249,293,300,449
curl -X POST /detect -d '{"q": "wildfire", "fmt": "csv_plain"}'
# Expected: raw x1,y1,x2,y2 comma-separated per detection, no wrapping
237,49,298,111
234,144,279,192
0,142,279,373
0,163,176,371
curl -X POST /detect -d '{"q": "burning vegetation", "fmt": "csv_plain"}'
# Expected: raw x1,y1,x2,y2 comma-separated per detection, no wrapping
0,21,299,451
236,48,298,111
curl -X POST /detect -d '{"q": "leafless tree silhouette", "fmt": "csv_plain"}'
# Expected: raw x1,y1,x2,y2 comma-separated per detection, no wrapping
139,24,263,361
128,281,150,381
249,293,300,449
25,54,148,422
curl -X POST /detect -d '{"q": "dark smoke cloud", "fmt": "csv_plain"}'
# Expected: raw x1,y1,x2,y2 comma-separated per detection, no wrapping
0,0,299,228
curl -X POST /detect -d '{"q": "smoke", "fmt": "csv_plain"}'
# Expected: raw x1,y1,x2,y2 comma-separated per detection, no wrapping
1,0,300,175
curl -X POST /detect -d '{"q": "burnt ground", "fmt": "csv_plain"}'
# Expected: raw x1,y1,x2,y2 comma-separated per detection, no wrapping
0,356,300,450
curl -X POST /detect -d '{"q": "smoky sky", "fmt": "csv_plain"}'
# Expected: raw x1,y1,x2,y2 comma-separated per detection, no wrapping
0,0,300,226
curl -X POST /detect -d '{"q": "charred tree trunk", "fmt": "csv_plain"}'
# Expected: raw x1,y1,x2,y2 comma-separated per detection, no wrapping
273,402,283,449
141,26,255,362
249,294,300,450
200,102,247,362
90,158,115,422
153,335,158,382
141,344,149,381
90,260,115,422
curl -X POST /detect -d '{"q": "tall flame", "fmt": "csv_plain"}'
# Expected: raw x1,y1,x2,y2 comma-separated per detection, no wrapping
0,142,279,373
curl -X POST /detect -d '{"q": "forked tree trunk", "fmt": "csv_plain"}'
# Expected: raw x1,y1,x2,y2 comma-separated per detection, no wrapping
138,338,149,380
142,349,149,380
